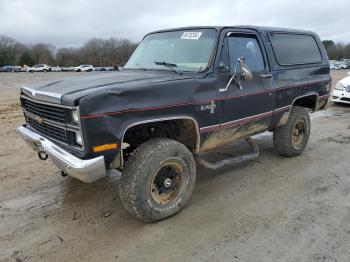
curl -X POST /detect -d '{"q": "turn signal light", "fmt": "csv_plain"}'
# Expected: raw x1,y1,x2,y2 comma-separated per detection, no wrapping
93,143,118,153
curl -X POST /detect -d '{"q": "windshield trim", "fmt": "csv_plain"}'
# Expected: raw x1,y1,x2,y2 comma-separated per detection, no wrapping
127,27,220,74
122,67,199,74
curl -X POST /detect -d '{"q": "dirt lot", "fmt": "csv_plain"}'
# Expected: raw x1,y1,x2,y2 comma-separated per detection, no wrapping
0,71,350,262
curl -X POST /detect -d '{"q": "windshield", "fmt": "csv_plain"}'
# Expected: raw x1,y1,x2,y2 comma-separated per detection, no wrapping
125,29,217,72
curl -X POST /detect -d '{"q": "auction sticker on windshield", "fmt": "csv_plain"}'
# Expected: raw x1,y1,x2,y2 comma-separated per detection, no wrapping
181,32,202,40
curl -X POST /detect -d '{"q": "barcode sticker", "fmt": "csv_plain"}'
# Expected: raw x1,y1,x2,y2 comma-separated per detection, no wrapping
181,32,202,40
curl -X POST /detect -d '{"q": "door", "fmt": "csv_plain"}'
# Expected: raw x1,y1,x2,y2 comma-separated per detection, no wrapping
217,30,274,143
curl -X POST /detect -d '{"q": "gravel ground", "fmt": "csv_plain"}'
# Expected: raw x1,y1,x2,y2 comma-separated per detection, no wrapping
0,70,350,262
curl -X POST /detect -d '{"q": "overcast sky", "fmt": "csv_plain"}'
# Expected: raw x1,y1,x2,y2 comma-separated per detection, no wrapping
0,0,349,47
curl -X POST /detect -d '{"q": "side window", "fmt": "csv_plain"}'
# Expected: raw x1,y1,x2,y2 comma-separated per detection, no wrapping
269,33,322,65
228,34,265,73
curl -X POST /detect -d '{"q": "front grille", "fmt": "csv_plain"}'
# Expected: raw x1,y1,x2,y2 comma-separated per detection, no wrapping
21,96,82,148
28,117,68,143
340,97,350,102
22,98,66,123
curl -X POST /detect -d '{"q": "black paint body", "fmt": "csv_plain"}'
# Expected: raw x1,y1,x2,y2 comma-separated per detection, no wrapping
21,26,331,170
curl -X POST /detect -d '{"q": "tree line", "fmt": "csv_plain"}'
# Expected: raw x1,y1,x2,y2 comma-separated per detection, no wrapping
0,35,137,67
1,34,350,67
322,40,350,60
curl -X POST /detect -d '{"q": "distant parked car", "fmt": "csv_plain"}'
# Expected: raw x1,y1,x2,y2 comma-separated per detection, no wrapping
14,66,25,72
0,65,22,72
332,75,350,104
114,65,123,71
51,66,62,72
74,65,94,72
338,63,348,69
330,64,339,70
28,64,52,72
61,67,75,72
95,66,114,71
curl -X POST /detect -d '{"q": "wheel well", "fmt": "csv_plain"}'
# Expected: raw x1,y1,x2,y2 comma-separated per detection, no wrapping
122,119,199,163
292,94,318,111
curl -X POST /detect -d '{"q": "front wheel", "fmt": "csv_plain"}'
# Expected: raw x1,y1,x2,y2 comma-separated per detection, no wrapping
119,138,196,223
273,106,311,157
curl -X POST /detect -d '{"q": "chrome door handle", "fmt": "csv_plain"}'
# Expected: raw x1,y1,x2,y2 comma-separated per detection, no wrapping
260,74,272,78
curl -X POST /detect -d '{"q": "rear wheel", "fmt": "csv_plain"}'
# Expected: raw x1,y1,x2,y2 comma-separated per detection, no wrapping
273,106,310,157
119,138,196,223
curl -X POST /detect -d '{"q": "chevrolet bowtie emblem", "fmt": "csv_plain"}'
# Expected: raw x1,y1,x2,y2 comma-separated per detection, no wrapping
36,116,44,124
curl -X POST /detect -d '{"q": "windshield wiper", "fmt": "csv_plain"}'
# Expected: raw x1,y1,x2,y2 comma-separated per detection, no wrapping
154,61,182,75
135,63,149,71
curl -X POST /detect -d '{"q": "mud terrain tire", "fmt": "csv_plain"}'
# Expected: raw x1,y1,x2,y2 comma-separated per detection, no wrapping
119,138,196,223
273,106,310,157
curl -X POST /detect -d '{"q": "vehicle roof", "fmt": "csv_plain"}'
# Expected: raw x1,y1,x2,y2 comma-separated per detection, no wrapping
149,25,316,35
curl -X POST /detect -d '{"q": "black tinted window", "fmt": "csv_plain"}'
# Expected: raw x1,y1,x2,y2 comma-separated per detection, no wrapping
228,35,265,73
269,33,322,65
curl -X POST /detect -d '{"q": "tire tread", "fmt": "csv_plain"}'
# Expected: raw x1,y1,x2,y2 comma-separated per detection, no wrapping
273,106,310,157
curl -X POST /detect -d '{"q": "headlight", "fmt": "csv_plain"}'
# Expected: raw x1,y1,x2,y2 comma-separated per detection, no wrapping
71,110,79,123
75,132,82,145
335,82,345,91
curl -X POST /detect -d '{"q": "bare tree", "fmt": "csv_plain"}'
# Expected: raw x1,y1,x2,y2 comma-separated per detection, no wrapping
0,34,136,67
0,35,27,65
31,44,55,65
343,44,350,59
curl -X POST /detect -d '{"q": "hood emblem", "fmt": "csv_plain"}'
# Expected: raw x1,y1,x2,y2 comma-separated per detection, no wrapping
36,116,44,124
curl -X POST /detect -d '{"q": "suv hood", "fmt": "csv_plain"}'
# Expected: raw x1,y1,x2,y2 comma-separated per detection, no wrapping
21,70,192,105
339,75,350,87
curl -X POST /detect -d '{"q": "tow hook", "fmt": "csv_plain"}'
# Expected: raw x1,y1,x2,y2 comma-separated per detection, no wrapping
38,151,48,160
60,171,68,177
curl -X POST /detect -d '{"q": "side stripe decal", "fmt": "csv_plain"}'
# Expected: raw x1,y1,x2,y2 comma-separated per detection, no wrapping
81,80,329,119
200,105,291,133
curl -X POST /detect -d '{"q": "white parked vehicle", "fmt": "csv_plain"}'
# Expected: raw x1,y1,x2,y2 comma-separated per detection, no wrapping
332,75,350,104
330,64,339,70
74,65,94,72
27,64,52,72
51,66,62,72
338,63,348,69
61,67,75,72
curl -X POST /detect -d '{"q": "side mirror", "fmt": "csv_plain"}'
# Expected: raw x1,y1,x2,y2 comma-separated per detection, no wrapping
237,57,253,81
218,62,229,73
219,57,253,92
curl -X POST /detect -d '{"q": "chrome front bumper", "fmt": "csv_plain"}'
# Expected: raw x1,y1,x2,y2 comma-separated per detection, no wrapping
16,126,106,183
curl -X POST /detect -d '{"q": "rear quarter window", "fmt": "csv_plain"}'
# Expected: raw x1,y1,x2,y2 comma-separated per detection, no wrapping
269,33,322,65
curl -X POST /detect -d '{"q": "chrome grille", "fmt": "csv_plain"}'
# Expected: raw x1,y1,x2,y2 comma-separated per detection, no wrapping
21,95,83,148
27,117,68,143
22,98,66,123
21,96,71,145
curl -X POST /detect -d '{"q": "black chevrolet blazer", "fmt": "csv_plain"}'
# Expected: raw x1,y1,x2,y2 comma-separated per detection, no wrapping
17,26,331,222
